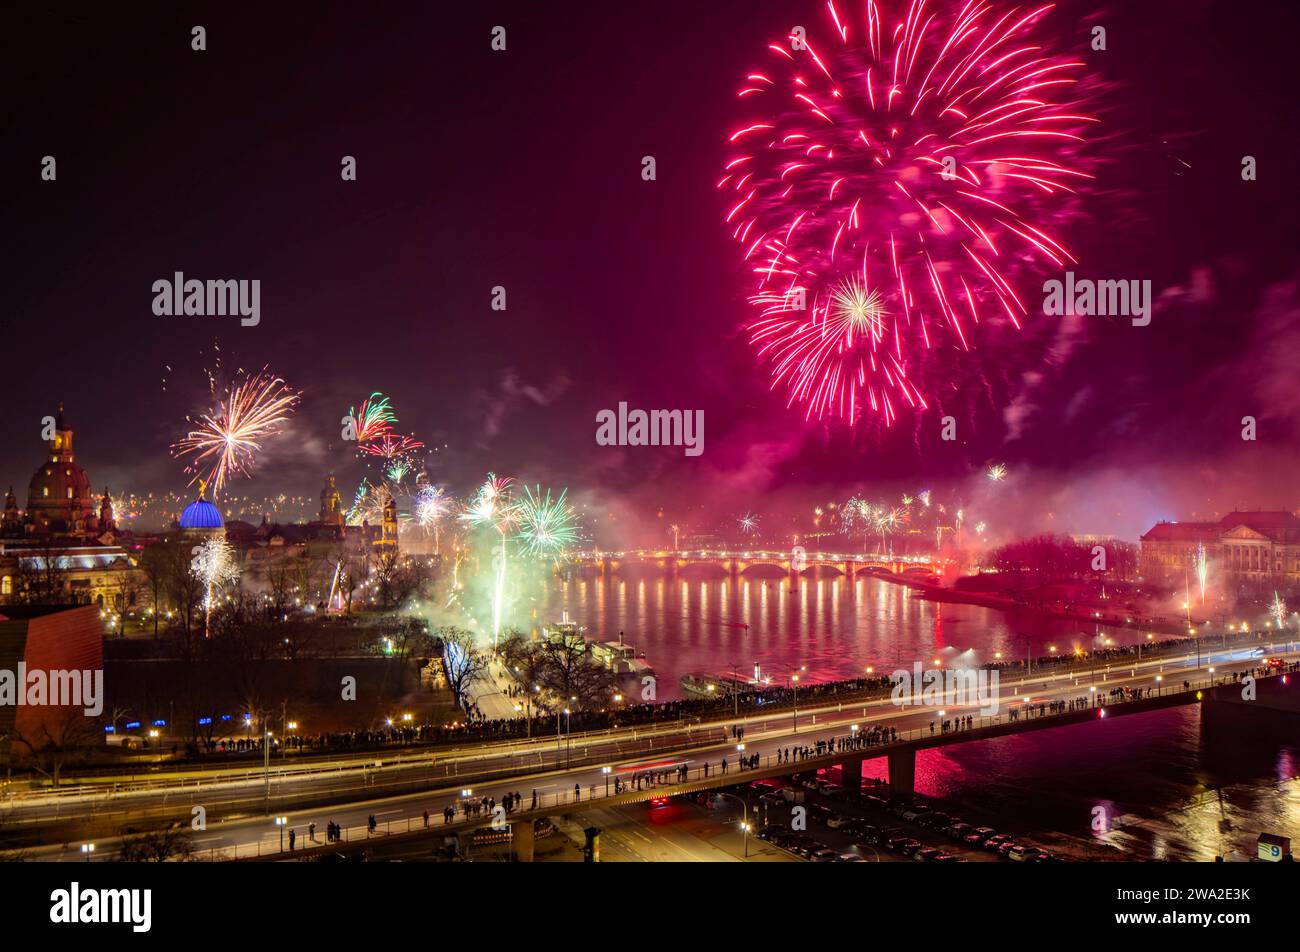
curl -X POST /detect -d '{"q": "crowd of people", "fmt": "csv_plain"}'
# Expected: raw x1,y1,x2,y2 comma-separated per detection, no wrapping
175,629,1291,764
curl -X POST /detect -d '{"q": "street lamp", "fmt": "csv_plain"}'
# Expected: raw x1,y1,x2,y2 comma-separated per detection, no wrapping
81,842,95,862
790,674,800,731
713,792,752,858
274,815,288,852
602,765,612,796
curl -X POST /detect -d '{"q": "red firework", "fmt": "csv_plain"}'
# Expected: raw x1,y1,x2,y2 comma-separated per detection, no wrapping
358,432,425,460
722,0,1097,425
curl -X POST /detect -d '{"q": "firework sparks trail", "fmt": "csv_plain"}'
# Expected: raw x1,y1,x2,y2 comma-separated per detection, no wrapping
359,433,425,460
414,484,450,527
172,369,300,498
414,483,451,552
460,474,519,645
738,511,761,536
347,478,407,528
189,537,239,630
987,462,1008,482
349,392,397,445
514,485,579,557
722,0,1097,425
1194,542,1209,604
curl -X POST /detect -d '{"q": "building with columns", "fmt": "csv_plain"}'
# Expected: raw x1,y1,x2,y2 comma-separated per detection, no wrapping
1140,511,1300,592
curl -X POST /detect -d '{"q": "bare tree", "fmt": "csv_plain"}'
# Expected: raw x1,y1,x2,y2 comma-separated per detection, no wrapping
162,540,204,652
118,827,197,862
13,539,69,604
436,626,490,709
500,630,619,710
369,549,424,611
105,558,143,635
9,708,103,787
138,541,169,638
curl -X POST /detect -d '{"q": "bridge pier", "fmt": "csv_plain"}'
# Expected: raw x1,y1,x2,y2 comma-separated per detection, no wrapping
511,820,536,862
887,748,915,797
839,758,862,790
844,561,856,580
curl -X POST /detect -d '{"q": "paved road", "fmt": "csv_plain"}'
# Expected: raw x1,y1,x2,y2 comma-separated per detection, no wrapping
18,645,1292,861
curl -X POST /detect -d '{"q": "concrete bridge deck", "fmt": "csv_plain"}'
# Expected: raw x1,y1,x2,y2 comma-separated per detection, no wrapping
265,668,1295,861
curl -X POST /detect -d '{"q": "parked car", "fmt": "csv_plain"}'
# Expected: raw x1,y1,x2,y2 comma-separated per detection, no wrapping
885,834,914,852
914,847,943,862
898,839,924,856
826,813,855,830
947,822,974,840
852,825,880,845
770,833,801,851
809,847,840,862
836,852,868,862
790,837,821,858
1009,845,1051,862
982,834,1011,852
808,804,836,824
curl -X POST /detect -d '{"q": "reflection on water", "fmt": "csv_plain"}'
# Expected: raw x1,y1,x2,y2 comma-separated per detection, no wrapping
540,573,1143,694
535,574,1298,859
908,707,1300,860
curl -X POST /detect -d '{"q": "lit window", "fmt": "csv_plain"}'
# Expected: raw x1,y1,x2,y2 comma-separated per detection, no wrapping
1,576,10,595
67,487,74,499
42,487,49,497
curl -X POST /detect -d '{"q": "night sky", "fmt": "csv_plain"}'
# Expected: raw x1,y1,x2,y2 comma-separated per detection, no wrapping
5,0,1299,541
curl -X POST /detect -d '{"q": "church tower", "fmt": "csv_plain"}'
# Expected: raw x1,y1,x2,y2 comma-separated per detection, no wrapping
26,403,95,535
319,473,344,527
2,486,20,537
379,493,399,550
99,489,115,534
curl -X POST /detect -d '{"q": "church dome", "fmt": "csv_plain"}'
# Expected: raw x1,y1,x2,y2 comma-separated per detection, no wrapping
28,462,93,516
180,495,224,530
26,403,95,534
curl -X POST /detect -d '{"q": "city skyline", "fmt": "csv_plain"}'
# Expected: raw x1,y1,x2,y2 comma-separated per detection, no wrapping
4,0,1299,542
3,0,1298,898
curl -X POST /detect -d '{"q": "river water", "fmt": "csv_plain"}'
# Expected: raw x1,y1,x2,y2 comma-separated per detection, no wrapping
533,573,1299,860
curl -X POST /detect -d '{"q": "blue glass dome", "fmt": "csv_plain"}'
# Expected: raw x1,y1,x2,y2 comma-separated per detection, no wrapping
180,495,224,530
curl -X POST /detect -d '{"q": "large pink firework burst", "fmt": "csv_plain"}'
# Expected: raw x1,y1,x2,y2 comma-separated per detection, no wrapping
722,0,1098,426
172,368,301,498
